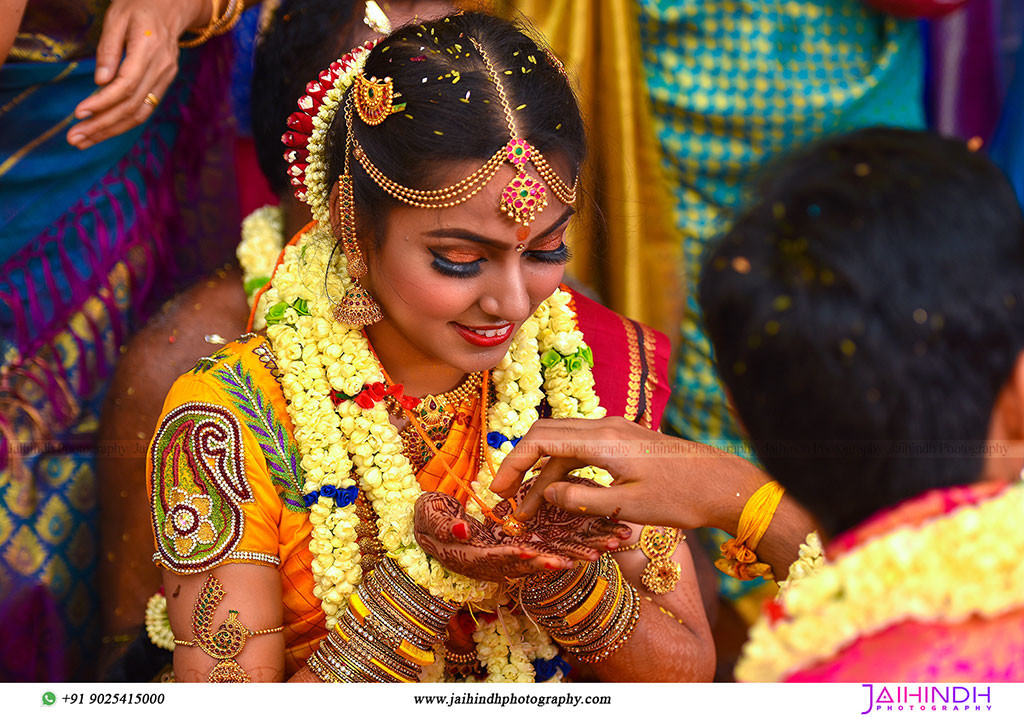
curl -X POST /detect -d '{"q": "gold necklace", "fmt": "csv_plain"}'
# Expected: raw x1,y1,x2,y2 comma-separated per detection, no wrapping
413,372,483,441
385,372,484,471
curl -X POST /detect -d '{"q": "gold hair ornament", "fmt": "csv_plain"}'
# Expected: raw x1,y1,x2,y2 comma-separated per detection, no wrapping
350,38,576,227
355,74,406,125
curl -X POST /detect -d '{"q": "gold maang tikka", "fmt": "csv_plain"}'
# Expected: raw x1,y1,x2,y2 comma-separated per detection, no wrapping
334,97,384,326
350,38,576,227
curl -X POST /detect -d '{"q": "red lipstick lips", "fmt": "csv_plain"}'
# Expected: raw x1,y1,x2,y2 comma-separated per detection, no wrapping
453,322,514,347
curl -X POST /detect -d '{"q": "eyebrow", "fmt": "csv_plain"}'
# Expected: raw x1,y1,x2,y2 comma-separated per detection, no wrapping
423,207,576,248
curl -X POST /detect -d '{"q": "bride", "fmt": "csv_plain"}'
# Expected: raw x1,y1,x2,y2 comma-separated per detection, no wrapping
148,10,713,683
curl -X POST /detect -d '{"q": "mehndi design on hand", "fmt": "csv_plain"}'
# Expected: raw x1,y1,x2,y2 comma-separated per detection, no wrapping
413,476,631,583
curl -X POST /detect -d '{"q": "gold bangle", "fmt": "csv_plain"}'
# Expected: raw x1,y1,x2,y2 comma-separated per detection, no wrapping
563,576,608,627
178,0,222,48
306,649,341,682
179,0,245,48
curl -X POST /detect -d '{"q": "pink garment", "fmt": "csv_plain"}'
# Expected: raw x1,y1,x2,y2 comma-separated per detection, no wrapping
787,608,1024,682
751,482,1024,683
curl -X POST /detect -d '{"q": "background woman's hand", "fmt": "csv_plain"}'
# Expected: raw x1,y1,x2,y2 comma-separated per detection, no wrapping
413,477,631,583
67,0,211,150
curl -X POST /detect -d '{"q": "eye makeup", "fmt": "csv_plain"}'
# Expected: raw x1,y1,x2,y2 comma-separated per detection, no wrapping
526,241,572,265
429,248,484,277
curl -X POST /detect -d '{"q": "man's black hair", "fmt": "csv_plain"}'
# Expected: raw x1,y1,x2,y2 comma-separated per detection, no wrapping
699,127,1024,535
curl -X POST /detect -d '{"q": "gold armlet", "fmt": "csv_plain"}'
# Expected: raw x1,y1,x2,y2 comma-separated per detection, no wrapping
638,525,684,594
173,574,283,683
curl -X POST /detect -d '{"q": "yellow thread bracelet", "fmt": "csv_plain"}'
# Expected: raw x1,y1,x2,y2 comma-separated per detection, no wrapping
715,480,785,581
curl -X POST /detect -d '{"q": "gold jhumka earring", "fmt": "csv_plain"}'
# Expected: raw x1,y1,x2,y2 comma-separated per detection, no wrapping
334,98,384,326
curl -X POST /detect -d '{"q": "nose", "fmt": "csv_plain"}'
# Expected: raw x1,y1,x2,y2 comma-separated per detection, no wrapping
479,261,531,322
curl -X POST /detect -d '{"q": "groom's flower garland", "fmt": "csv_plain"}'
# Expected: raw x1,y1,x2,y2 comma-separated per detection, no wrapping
736,482,1024,682
256,224,609,680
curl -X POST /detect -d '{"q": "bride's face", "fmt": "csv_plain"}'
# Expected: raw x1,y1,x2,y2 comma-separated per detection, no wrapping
363,160,575,375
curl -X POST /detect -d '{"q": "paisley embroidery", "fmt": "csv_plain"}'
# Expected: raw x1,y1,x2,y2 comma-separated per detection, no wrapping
151,403,253,572
210,359,306,513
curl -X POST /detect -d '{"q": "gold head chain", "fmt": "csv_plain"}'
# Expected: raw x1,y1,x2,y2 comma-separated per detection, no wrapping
349,37,576,227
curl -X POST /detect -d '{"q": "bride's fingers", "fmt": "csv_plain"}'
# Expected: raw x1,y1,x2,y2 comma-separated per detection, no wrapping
542,539,602,563
414,493,470,543
512,551,574,576
558,526,627,554
584,518,633,541
455,543,571,578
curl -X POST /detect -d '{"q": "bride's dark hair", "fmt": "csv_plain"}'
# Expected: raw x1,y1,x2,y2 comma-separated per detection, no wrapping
325,11,586,245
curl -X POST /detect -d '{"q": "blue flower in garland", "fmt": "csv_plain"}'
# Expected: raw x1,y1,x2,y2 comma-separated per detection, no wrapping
532,655,571,681
303,484,359,507
487,431,522,450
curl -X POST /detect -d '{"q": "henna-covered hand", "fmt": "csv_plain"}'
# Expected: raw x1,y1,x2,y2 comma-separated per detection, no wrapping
413,476,631,583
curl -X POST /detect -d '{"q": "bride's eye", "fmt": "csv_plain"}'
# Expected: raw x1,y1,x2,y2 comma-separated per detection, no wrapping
430,248,484,278
526,242,572,265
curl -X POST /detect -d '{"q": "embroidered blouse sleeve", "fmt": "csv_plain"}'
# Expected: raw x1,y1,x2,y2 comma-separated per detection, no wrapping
147,370,285,575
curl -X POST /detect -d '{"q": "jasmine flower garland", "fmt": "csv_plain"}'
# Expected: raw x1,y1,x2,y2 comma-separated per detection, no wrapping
237,205,285,330
237,208,610,679
258,226,610,682
473,608,563,683
144,592,175,652
736,483,1024,682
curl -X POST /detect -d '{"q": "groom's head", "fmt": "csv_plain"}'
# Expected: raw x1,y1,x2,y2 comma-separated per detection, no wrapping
699,127,1024,535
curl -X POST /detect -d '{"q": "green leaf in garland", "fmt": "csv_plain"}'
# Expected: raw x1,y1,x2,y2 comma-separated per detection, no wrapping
566,356,584,372
265,301,288,326
293,298,310,316
541,349,562,368
330,389,355,405
580,346,594,367
243,276,270,297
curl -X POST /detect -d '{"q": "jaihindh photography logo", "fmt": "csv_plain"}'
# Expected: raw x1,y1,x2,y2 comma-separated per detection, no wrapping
860,685,993,713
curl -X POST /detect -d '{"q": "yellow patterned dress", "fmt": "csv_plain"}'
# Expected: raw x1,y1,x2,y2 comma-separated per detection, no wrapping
637,0,926,602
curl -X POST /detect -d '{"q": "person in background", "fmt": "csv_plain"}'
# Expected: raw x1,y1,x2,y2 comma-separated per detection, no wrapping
0,0,260,680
